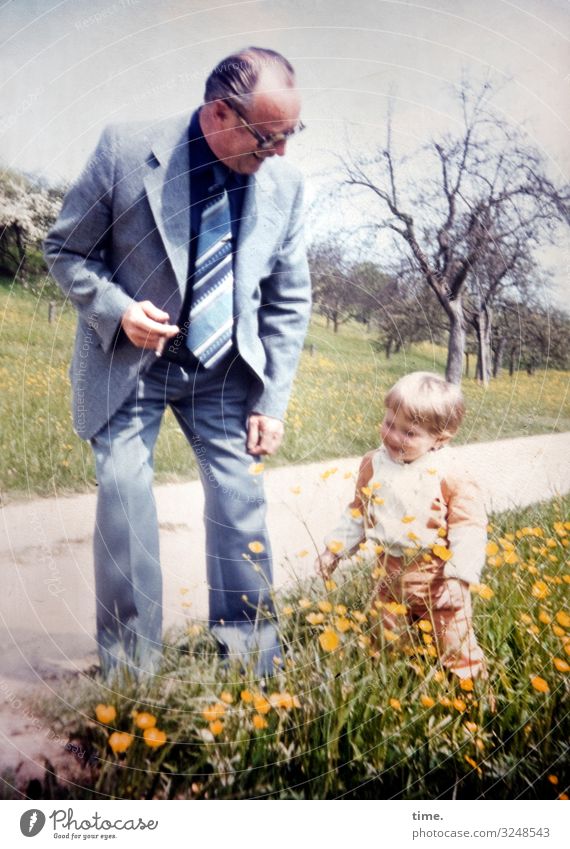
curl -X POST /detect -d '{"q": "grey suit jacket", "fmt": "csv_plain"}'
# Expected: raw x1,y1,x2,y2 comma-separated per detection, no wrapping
44,113,311,440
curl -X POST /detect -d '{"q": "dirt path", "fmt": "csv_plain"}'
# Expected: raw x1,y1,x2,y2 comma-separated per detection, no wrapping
1,431,569,793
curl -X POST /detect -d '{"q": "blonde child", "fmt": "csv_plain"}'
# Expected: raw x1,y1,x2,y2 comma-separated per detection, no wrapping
315,372,487,679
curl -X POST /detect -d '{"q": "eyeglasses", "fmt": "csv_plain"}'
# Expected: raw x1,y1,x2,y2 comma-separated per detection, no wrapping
227,102,305,150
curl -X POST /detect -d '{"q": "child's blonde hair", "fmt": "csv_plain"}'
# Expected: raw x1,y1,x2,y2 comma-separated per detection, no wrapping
384,372,465,439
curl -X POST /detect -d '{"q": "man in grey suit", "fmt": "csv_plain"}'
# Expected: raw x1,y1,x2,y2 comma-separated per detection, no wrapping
44,47,311,679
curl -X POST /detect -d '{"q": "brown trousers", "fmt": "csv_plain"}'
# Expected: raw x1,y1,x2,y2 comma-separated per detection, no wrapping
374,554,486,679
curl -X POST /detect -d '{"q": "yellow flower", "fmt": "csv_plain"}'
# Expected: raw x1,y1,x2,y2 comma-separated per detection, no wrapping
553,624,566,637
559,793,569,800
249,462,265,475
548,774,559,785
143,727,167,748
464,721,478,732
350,508,362,519
95,704,117,724
306,612,325,625
453,698,467,712
248,541,265,554
335,616,351,633
220,691,234,705
108,732,134,754
538,610,552,624
298,597,311,609
135,712,157,730
530,676,550,694
268,692,300,710
373,497,385,505
352,610,367,623
418,619,432,633
532,581,549,599
318,600,333,613
383,628,399,642
503,551,518,564
432,544,453,561
297,549,309,558
290,486,301,495
556,611,570,628
553,657,570,673
464,755,482,774
282,605,294,616
486,541,499,556
385,602,407,616
209,720,224,736
440,697,452,707
202,703,225,722
240,690,253,703
327,540,344,555
319,629,340,652
420,695,435,708
389,698,401,712
460,678,474,692
321,467,338,480
361,486,372,497
335,604,347,615
252,713,268,730
477,584,494,600
401,515,415,524
253,694,271,715
324,579,337,591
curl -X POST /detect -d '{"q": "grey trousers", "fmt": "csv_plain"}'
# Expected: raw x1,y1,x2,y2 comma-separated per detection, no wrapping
90,354,280,678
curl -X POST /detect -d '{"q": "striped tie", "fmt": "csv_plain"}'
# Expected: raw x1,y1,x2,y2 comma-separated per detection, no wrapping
186,187,234,367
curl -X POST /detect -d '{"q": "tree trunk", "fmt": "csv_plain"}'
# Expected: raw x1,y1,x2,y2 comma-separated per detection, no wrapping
474,308,492,386
445,301,465,385
493,336,506,378
385,338,393,359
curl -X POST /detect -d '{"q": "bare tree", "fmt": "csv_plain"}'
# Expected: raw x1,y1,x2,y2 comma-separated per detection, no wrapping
344,83,569,383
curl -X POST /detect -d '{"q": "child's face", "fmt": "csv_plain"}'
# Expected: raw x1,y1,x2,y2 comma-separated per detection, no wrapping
380,406,445,463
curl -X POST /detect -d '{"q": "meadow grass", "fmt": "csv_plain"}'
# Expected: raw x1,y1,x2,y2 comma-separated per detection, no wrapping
1,281,569,498
25,495,570,800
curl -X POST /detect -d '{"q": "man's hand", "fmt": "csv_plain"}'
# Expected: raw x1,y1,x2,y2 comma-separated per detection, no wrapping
314,549,338,580
121,300,179,353
247,413,284,456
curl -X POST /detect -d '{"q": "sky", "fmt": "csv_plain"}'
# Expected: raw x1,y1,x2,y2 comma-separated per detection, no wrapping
1,0,569,303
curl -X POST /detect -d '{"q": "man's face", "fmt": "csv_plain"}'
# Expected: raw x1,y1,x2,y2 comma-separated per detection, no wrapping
209,71,302,175
380,406,443,464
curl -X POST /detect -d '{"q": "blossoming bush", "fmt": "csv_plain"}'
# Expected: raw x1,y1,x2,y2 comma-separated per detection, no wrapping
31,495,569,800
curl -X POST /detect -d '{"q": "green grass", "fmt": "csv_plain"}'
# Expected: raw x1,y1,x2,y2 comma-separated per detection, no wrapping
1,281,569,498
16,494,570,800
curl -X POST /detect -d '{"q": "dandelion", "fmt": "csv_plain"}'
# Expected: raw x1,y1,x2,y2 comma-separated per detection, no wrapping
552,624,566,637
290,486,301,495
298,598,311,609
386,602,408,616
553,657,570,673
335,604,347,615
350,508,362,519
418,620,432,633
538,610,552,624
464,721,478,733
548,775,559,785
530,676,550,694
556,611,570,628
248,541,265,554
282,605,294,616
324,579,337,591
318,600,333,613
108,732,133,754
319,629,340,652
460,678,474,692
361,486,372,497
95,704,116,724
134,712,157,730
143,727,167,748
327,540,344,555
464,755,482,774
383,628,399,642
389,698,402,712
220,691,233,705
321,467,338,480
252,713,268,730
209,720,224,736
486,541,499,556
476,584,494,600
335,617,351,633
532,581,549,600
432,544,453,561
202,703,225,722
240,690,253,703
401,515,416,524
453,698,467,712
559,794,569,800
269,692,300,710
297,550,309,557
306,612,325,625
420,695,435,708
253,694,271,715
249,462,265,475
373,497,385,505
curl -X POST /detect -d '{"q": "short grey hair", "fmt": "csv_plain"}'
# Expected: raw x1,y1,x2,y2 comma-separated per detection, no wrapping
204,47,295,110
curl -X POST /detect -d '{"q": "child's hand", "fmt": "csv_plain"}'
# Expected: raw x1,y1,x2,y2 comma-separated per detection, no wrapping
314,549,338,580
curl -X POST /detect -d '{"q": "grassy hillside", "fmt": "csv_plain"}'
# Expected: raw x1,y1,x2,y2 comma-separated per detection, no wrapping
1,281,569,497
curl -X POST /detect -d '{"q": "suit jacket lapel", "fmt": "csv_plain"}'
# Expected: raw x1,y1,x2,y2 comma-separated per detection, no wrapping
143,116,191,298
234,165,285,292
